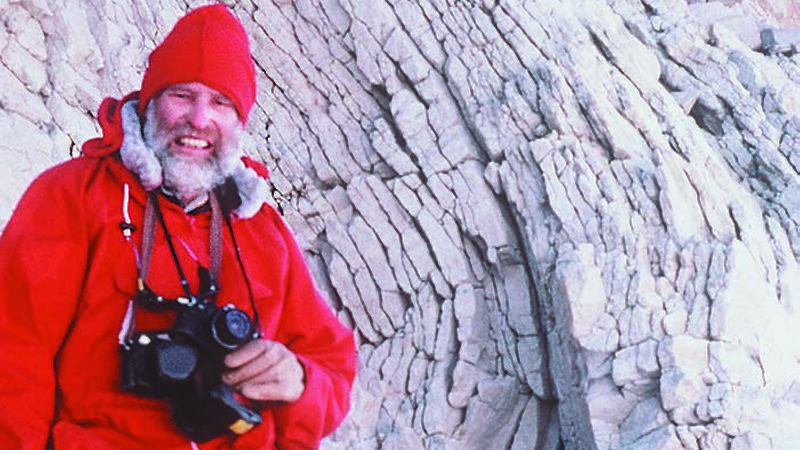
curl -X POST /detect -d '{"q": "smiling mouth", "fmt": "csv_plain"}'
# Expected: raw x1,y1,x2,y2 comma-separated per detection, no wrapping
176,137,211,149
171,136,215,157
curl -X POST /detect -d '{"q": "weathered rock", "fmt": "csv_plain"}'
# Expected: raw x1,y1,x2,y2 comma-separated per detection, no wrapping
619,397,671,445
761,27,800,54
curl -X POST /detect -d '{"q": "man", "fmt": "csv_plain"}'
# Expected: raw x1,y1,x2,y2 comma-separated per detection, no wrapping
0,5,356,449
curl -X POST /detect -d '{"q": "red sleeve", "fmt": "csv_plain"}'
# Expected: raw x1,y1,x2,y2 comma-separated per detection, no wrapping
0,166,89,449
270,213,357,449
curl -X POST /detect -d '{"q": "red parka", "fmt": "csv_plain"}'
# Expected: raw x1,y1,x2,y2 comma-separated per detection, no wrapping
0,114,356,448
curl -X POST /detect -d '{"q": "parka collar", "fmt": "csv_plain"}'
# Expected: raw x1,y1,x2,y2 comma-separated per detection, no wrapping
82,93,271,219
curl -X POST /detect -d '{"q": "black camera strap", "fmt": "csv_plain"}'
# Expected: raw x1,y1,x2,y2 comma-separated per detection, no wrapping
152,192,195,300
223,213,263,337
120,191,224,345
150,190,225,298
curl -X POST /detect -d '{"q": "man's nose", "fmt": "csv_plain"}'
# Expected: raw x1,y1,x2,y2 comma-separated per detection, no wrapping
186,101,212,130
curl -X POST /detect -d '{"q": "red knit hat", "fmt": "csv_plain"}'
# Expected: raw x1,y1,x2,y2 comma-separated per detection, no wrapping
138,4,256,122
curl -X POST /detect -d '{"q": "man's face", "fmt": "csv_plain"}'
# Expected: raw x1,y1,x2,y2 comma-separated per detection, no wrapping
144,82,244,202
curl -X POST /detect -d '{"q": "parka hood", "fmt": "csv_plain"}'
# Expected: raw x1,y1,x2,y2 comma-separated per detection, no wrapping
81,93,270,219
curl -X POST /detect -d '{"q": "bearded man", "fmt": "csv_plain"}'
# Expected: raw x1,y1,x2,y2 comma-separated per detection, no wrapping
0,5,356,449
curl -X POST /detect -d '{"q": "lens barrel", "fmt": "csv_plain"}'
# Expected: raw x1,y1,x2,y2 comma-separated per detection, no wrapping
212,308,253,348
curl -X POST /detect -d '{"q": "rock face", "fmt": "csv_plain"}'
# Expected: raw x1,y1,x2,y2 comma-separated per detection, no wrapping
2,0,800,448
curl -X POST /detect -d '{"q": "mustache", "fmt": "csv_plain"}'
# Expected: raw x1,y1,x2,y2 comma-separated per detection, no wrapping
165,123,219,143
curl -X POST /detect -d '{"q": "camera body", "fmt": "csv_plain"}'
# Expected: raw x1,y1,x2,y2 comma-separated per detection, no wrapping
120,287,262,442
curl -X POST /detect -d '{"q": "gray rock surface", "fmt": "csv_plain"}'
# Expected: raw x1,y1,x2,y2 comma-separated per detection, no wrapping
2,0,800,448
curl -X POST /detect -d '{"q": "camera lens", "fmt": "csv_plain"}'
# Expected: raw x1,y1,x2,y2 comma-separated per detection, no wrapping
212,308,253,348
157,342,198,382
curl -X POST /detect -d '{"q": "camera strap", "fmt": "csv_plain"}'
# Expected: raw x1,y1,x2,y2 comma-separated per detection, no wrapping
149,191,224,298
119,190,224,345
209,190,222,285
118,192,160,345
138,191,158,290
222,214,263,337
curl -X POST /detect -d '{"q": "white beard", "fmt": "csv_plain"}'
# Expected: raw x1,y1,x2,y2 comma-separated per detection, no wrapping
143,103,242,205
118,99,271,218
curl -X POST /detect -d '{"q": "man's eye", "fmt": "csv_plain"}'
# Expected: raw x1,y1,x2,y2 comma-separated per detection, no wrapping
215,98,234,108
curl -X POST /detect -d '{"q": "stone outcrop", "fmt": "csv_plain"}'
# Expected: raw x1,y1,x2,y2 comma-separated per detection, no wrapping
2,0,800,448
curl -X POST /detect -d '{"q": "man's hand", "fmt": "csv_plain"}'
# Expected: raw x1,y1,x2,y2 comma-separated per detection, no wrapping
222,340,305,403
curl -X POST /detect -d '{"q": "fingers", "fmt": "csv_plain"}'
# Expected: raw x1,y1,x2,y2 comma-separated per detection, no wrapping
223,340,283,384
237,364,304,402
224,339,277,369
222,339,305,402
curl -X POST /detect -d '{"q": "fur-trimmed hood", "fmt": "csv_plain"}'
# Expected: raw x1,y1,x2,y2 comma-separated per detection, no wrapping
82,93,270,219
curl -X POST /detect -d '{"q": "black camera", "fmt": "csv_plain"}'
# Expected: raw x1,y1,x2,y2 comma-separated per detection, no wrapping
120,285,262,442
